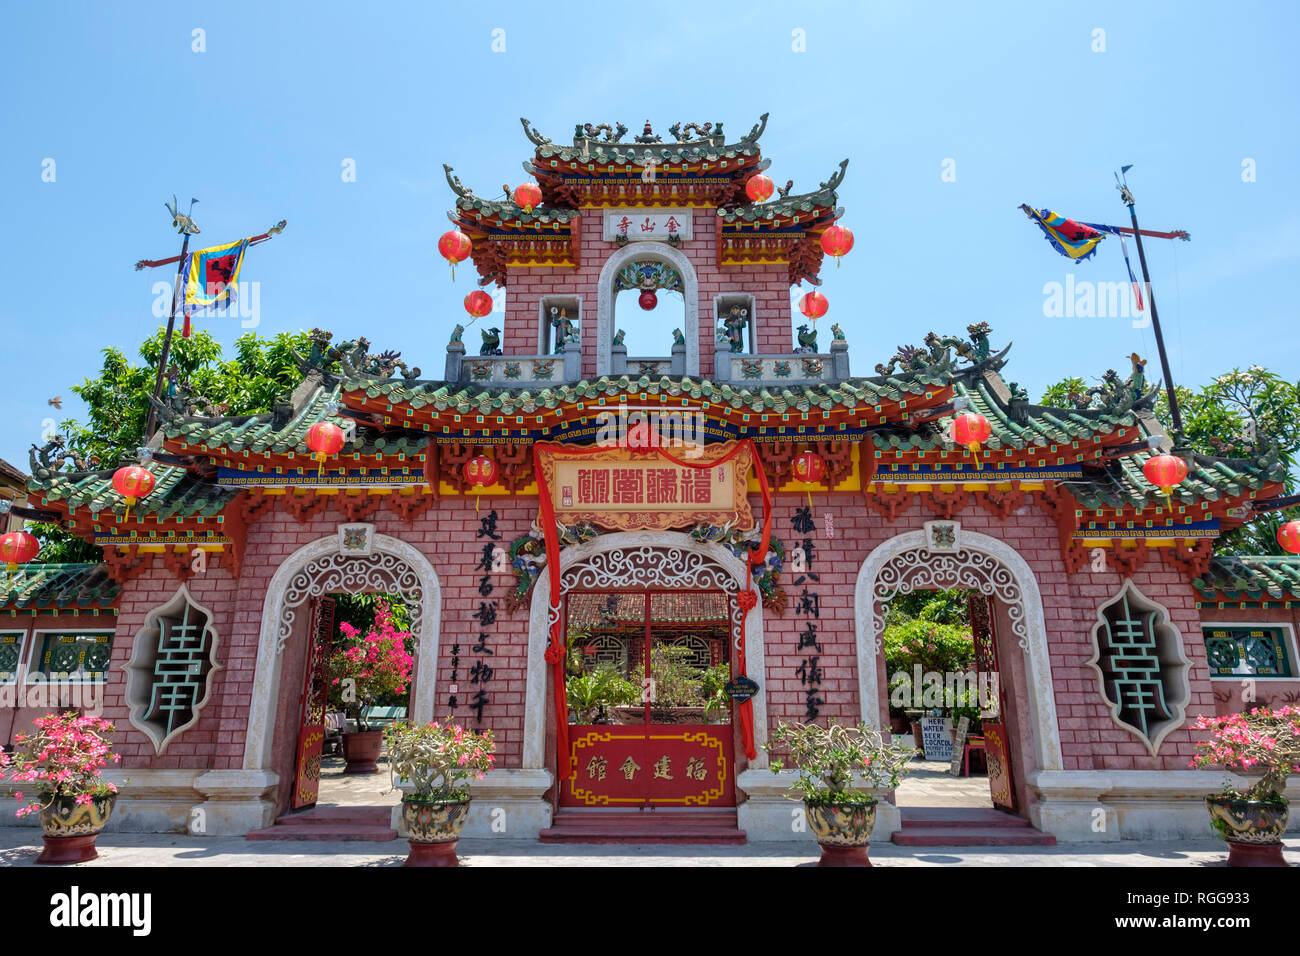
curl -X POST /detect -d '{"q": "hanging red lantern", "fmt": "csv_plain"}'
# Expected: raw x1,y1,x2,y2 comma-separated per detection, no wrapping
438,229,473,280
112,464,156,522
798,291,829,320
464,290,493,318
820,224,855,267
638,289,658,311
464,454,498,513
0,531,40,579
513,182,542,213
1142,453,1189,506
745,173,775,203
306,421,345,476
792,451,827,484
951,411,993,470
1277,519,1300,554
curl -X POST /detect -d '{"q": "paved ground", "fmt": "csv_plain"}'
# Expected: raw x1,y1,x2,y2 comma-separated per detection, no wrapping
895,759,994,808
1,827,1294,868
316,755,401,807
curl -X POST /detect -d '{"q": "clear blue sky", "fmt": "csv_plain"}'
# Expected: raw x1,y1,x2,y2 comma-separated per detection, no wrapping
2,1,1297,470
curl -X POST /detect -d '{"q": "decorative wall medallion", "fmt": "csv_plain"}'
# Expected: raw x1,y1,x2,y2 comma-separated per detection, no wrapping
1085,579,1190,756
925,520,960,553
338,523,375,556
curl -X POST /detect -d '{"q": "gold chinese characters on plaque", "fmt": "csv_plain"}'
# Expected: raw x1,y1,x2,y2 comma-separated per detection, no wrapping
537,442,754,532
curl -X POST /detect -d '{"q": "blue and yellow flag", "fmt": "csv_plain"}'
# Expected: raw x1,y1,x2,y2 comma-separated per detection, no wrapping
1020,204,1119,261
183,238,249,312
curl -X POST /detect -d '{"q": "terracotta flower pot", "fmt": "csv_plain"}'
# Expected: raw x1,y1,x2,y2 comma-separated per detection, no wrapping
401,796,471,867
340,730,384,774
1205,795,1290,867
36,793,117,865
804,797,877,867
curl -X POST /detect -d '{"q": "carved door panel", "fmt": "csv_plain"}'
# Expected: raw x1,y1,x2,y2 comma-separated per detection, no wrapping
969,593,1016,812
291,595,336,811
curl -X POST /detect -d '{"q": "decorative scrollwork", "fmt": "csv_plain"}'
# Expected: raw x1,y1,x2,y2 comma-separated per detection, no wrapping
277,552,424,653
871,546,1029,651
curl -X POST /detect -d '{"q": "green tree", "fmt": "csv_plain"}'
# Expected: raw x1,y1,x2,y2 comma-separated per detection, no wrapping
31,327,322,564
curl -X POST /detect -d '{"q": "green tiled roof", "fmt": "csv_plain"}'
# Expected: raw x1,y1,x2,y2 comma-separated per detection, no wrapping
717,160,846,224
521,117,769,167
1194,556,1300,601
349,372,944,417
0,563,119,611
452,194,580,228
33,462,233,520
1066,445,1285,511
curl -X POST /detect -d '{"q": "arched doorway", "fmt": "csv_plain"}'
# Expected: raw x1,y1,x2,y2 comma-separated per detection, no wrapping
242,528,442,814
595,244,700,377
855,523,1063,823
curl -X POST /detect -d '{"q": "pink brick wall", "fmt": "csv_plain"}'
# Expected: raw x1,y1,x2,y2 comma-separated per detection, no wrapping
501,209,796,375
5,487,1238,790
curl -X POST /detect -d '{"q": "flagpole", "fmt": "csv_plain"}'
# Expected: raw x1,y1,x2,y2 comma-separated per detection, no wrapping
145,232,191,440
1118,175,1184,436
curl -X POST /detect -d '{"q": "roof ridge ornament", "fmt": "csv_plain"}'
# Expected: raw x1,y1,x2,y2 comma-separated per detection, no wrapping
443,164,474,199
520,117,551,146
739,112,769,145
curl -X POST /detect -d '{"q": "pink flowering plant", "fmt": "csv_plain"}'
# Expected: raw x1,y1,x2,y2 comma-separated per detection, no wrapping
1189,705,1300,806
0,713,120,817
384,718,495,802
327,598,415,731
764,721,916,805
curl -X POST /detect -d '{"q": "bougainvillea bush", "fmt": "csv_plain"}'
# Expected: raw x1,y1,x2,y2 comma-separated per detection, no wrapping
327,597,415,731
384,719,495,801
0,713,119,817
1190,705,1300,804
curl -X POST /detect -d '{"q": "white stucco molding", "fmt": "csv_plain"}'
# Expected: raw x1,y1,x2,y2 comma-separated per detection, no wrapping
595,243,699,377
854,526,1063,773
242,531,441,772
524,530,766,771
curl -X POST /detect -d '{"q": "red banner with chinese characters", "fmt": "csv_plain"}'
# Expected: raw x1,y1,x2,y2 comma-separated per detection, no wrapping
561,725,735,807
537,442,754,532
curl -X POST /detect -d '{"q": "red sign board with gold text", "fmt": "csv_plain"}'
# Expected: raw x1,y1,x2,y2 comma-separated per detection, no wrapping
537,442,754,532
562,725,735,807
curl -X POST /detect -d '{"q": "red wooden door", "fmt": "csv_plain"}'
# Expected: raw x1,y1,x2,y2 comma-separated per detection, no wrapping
291,595,336,810
561,590,735,808
969,593,1016,812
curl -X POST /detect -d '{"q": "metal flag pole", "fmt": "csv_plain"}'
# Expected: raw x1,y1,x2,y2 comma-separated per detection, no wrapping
1117,167,1184,437
144,197,200,441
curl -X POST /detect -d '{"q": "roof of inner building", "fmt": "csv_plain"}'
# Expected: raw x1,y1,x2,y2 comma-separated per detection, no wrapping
0,563,119,612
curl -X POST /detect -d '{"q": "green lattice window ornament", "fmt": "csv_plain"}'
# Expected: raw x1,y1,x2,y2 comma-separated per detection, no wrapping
29,630,114,683
0,631,26,685
1202,624,1298,679
1085,580,1190,756
125,585,223,754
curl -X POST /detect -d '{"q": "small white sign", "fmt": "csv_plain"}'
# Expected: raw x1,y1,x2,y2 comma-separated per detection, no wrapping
603,208,693,242
920,716,954,762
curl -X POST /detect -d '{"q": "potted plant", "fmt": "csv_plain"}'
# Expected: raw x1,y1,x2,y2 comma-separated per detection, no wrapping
384,719,495,867
0,712,120,864
566,665,637,724
328,599,414,773
1191,705,1299,867
765,720,916,867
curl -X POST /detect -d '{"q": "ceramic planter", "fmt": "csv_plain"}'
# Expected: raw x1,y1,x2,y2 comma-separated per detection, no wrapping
401,796,471,867
804,797,877,867
36,793,117,864
1205,795,1290,867
340,730,384,774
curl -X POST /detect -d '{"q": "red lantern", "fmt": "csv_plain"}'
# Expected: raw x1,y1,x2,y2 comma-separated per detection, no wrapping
638,289,658,311
0,531,40,577
951,411,993,470
820,224,855,267
745,174,774,203
464,454,498,513
798,291,829,320
464,290,493,318
1278,520,1300,554
792,451,827,484
1142,453,1189,504
438,229,473,280
513,182,542,213
112,464,156,521
306,421,345,476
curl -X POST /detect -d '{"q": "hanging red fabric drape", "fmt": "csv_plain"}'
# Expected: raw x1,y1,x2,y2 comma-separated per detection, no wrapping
532,438,772,780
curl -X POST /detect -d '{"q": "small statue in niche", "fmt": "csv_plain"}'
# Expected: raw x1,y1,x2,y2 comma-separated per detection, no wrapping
612,328,627,347
672,328,686,347
550,306,577,354
721,305,749,353
479,327,502,356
